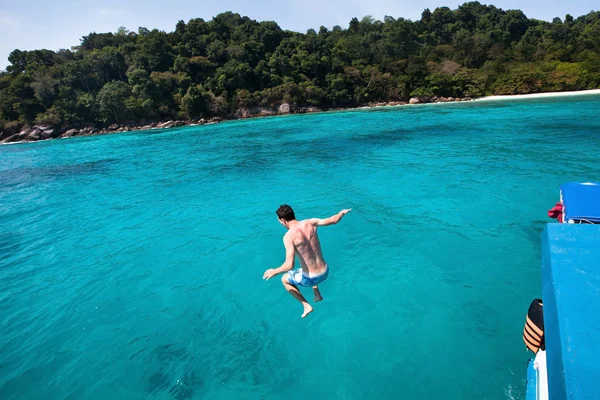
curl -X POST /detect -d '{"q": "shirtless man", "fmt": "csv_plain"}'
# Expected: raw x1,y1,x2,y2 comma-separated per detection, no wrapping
263,204,351,318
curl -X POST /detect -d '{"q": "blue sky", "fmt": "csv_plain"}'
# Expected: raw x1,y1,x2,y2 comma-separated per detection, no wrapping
1,0,598,70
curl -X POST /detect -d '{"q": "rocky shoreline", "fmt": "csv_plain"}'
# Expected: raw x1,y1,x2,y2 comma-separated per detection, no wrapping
0,96,473,145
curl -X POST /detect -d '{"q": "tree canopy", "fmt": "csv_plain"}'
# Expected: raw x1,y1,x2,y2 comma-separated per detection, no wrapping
2,4,600,133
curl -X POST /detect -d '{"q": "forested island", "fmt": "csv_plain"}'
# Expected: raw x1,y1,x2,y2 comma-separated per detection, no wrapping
1,2,600,142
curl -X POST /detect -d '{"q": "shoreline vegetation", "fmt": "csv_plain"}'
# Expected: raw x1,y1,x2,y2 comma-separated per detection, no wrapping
2,3,600,144
2,88,600,145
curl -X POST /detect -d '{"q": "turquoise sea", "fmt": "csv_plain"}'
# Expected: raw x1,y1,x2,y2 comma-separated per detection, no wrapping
2,94,600,400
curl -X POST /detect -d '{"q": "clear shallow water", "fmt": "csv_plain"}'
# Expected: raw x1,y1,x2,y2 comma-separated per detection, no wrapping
1,95,600,400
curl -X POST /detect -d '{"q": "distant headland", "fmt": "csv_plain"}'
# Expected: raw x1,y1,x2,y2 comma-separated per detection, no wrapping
2,5,600,144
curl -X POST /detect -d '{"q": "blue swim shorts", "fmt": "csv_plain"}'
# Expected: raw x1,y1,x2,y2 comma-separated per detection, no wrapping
286,267,329,287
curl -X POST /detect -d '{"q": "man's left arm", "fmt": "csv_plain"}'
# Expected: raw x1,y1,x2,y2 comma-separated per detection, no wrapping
263,235,295,280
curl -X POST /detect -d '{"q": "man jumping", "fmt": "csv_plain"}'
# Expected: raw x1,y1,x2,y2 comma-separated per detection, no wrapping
263,204,351,318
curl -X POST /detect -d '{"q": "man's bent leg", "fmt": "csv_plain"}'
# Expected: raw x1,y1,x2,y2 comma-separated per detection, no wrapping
281,274,313,318
313,286,323,302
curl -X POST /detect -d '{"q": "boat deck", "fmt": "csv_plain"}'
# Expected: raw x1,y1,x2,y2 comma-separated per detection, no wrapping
541,224,600,399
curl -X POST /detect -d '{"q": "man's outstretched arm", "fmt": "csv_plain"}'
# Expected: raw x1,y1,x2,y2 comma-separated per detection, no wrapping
309,209,352,227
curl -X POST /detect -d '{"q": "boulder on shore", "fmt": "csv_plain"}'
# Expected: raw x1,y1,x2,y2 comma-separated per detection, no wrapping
157,121,174,129
28,131,41,141
2,132,28,143
0,129,13,141
278,103,291,114
256,106,276,116
2,128,34,143
235,108,251,119
12,125,58,141
295,106,322,113
40,127,57,140
61,129,80,138
409,97,421,105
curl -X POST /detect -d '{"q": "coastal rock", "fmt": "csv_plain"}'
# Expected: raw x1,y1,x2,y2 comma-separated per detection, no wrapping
62,129,80,138
256,107,276,116
77,127,95,136
40,127,57,140
15,127,31,138
209,117,222,123
157,121,173,129
235,108,252,119
0,128,14,141
24,126,48,140
447,97,455,102
409,97,421,105
108,124,119,131
455,98,462,102
231,106,274,118
27,130,41,141
278,103,291,114
2,133,25,143
157,120,185,129
18,126,41,141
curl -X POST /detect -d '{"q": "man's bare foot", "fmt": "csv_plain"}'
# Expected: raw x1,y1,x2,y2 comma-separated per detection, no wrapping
301,303,314,318
313,287,323,302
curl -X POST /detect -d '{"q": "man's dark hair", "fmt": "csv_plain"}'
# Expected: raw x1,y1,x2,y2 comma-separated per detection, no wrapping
276,204,296,221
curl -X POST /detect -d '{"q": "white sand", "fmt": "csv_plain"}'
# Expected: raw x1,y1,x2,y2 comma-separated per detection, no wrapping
474,89,600,101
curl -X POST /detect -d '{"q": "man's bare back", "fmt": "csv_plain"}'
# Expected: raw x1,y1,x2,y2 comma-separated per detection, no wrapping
285,220,328,277
263,205,351,318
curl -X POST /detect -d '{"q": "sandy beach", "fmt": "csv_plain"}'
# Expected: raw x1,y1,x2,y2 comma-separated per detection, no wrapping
474,88,600,101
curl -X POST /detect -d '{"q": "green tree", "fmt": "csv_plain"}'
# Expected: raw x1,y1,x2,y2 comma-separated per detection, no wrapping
181,85,210,118
97,81,131,122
